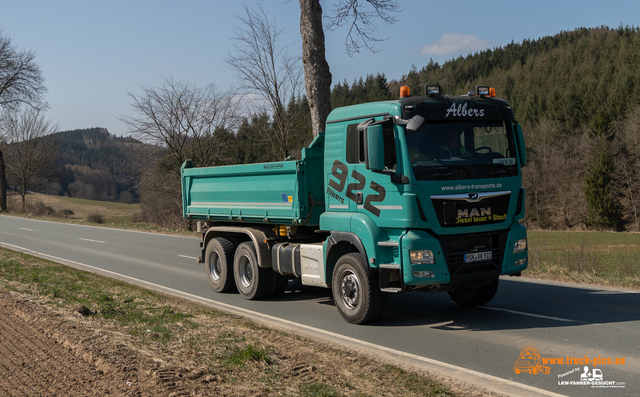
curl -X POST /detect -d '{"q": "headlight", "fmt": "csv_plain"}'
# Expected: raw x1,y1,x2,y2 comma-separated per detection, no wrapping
410,250,435,264
513,238,527,253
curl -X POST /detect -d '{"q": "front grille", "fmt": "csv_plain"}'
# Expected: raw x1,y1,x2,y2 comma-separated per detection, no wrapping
431,191,511,227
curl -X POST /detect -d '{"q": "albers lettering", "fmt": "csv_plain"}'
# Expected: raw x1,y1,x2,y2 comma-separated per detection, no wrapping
445,103,485,118
326,187,344,204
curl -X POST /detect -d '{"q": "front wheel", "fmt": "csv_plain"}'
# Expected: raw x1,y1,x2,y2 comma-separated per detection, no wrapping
233,241,274,300
332,253,387,324
448,277,499,307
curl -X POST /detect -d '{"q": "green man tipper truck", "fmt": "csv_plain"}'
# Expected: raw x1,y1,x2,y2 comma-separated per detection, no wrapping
181,84,528,324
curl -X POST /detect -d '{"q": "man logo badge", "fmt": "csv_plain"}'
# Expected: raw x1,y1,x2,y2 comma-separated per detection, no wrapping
468,193,479,201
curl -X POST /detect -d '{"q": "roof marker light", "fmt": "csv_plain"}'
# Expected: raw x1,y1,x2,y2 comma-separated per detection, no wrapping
476,86,490,96
425,85,441,96
400,86,410,98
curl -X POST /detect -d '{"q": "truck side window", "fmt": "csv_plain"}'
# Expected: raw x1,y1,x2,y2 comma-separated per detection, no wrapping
346,123,397,169
346,124,364,164
383,124,397,171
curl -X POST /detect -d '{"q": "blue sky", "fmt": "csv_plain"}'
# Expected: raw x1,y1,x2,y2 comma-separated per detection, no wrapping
1,0,639,136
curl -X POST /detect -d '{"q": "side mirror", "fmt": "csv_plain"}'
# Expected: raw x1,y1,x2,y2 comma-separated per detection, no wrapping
406,115,425,133
515,124,527,165
365,124,385,171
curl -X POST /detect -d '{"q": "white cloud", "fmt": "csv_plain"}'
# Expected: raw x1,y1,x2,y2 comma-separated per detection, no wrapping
421,33,490,56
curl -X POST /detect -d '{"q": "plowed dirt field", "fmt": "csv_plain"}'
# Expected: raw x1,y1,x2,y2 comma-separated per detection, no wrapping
0,290,197,396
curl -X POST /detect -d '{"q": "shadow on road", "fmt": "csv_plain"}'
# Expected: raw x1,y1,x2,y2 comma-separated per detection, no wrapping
268,278,640,330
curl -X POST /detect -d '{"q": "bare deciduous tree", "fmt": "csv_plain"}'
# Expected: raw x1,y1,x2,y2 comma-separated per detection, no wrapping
0,31,46,110
1,107,58,212
326,0,401,56
298,0,400,137
122,77,241,229
0,30,47,211
121,76,240,168
227,4,307,161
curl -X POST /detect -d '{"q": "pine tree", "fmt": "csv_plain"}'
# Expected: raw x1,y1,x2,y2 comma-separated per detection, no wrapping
583,110,623,230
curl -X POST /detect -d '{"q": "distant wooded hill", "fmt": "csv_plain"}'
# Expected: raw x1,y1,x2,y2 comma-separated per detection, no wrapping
47,128,157,203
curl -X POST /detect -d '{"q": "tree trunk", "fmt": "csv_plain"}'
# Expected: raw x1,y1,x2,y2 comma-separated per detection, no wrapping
299,0,332,137
0,150,6,212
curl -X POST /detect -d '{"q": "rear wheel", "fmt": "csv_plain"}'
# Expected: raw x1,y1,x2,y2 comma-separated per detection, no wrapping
205,237,236,293
233,241,274,300
448,277,499,307
332,253,387,324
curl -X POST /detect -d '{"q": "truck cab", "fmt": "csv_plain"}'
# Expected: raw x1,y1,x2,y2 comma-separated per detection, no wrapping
321,85,527,321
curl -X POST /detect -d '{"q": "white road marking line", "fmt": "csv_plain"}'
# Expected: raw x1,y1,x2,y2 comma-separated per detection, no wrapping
179,255,198,260
478,305,581,323
19,228,33,231
0,241,568,397
79,238,105,244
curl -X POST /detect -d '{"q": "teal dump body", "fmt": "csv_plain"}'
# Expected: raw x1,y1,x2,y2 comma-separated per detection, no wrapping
181,136,325,226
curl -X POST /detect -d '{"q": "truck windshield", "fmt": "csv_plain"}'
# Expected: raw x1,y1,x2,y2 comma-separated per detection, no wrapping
405,120,518,180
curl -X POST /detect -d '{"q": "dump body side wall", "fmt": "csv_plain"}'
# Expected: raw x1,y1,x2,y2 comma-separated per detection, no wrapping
182,160,312,225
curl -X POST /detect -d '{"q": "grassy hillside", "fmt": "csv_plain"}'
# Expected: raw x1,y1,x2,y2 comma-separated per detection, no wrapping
7,192,140,225
526,230,640,288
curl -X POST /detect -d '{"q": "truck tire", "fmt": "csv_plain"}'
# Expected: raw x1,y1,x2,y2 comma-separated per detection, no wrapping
205,237,236,293
332,253,387,324
233,241,274,300
448,277,499,307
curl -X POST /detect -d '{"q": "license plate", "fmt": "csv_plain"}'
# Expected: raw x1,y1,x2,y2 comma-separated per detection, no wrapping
464,251,492,263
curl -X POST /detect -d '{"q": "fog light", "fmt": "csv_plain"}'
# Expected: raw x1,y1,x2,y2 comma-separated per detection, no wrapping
413,271,435,278
410,250,435,264
513,238,527,253
515,258,527,266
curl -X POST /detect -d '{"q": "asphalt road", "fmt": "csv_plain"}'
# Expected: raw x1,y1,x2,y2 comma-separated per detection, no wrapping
1,215,638,397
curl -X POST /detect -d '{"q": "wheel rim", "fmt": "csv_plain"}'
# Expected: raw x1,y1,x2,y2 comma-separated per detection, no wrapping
237,254,253,288
340,269,360,309
208,253,222,281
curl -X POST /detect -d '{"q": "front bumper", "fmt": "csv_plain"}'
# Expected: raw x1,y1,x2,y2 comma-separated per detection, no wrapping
400,222,528,289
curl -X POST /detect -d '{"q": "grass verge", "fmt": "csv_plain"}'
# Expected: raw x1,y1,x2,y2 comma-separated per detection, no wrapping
0,247,459,397
525,230,640,288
